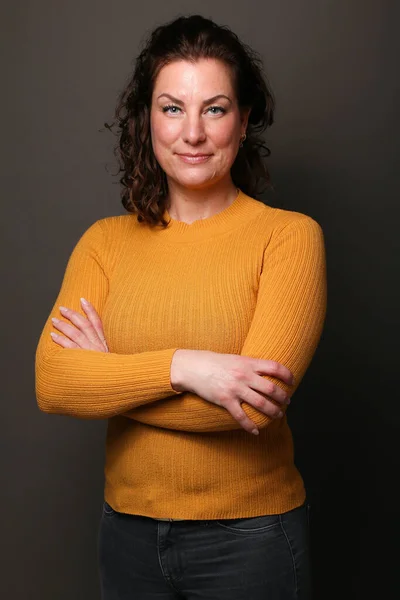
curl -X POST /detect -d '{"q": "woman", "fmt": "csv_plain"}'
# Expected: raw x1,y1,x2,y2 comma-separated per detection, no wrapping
35,14,327,600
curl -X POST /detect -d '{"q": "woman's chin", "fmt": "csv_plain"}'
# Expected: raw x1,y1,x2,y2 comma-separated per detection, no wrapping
171,173,222,191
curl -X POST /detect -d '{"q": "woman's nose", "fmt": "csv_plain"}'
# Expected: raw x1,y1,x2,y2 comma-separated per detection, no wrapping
182,114,206,145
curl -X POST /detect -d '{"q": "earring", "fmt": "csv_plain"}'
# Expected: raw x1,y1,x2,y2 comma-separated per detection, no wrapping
240,133,247,148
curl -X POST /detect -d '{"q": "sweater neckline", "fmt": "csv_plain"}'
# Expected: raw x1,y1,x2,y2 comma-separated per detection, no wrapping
157,189,260,242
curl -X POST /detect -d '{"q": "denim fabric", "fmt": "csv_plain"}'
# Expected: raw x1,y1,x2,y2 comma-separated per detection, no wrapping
98,501,311,599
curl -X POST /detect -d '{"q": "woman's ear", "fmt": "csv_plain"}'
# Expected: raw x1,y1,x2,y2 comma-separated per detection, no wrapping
240,107,252,133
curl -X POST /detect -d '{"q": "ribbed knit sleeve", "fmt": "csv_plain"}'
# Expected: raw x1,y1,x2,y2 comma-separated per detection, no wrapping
35,220,180,419
125,215,327,431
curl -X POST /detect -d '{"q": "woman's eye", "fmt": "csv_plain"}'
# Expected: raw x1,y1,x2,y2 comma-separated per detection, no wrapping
163,105,181,114
207,106,226,115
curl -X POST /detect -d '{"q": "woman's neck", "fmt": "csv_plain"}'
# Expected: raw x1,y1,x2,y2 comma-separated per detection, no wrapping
166,179,239,225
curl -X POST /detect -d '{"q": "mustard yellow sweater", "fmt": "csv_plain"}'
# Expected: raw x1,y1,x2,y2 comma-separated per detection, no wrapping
35,190,327,519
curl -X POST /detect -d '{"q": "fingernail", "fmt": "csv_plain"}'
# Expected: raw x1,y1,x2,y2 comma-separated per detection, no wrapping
277,411,284,418
287,397,291,405
51,317,60,323
252,429,259,436
80,297,89,305
59,306,68,312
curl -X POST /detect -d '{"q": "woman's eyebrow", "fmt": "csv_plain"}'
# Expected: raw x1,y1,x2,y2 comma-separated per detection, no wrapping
157,93,232,105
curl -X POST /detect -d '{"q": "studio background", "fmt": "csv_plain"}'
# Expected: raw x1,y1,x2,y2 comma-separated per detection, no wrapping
2,1,398,598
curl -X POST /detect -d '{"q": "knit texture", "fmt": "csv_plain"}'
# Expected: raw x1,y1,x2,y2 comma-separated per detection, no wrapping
35,190,327,519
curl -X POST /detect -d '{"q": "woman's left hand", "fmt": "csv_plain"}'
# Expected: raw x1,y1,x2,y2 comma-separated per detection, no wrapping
50,297,109,352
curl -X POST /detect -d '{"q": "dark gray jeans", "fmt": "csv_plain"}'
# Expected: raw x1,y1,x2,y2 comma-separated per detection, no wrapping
98,500,311,599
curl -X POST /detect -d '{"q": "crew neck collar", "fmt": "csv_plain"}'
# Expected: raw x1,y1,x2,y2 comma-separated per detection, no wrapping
153,189,262,243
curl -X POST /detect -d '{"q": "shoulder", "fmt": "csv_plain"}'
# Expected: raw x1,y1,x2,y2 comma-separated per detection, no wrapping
238,195,325,262
93,214,140,236
70,215,141,273
256,202,321,231
77,214,141,248
242,196,324,245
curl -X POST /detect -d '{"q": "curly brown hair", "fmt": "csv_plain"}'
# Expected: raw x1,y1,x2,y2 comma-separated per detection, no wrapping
105,14,275,227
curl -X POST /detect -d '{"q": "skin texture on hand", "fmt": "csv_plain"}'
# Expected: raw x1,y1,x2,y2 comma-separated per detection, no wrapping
170,348,293,433
50,298,109,353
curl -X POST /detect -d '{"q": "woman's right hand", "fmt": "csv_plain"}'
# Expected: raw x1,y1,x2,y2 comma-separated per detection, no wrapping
170,349,294,434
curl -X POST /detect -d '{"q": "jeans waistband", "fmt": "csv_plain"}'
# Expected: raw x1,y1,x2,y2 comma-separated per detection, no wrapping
155,517,185,521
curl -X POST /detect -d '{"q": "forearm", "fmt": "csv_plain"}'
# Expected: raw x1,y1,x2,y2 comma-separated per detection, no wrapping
35,338,180,419
123,391,275,432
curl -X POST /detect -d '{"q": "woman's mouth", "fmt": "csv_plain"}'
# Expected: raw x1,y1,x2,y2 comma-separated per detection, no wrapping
176,154,212,164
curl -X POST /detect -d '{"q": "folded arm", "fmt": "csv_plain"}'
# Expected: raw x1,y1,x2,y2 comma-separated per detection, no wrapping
35,220,179,419
124,215,327,432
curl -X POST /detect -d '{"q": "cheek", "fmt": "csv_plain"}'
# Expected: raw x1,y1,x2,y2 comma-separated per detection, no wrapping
209,119,241,150
151,113,180,147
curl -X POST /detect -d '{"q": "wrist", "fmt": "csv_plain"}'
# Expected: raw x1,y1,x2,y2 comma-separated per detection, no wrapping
170,349,190,392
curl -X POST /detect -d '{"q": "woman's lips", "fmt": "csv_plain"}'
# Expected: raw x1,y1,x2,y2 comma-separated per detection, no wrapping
176,154,212,164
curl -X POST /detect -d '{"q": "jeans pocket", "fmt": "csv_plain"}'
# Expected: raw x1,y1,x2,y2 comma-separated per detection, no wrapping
215,513,280,534
103,500,117,517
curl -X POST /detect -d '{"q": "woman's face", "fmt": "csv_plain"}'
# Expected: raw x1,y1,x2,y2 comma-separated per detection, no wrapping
150,58,249,191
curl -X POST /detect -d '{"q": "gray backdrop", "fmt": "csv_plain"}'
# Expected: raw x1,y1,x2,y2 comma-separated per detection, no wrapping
2,1,398,598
